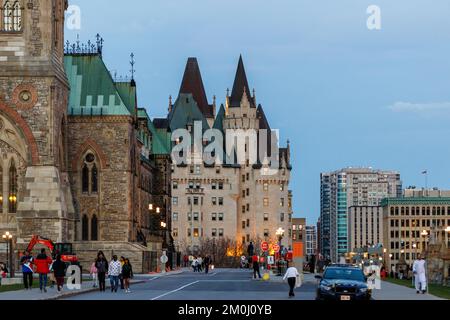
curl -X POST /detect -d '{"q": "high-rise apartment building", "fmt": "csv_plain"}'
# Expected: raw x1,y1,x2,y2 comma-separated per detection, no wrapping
320,168,402,262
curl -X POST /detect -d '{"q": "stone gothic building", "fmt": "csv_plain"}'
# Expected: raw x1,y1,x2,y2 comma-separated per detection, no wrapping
157,56,294,255
0,0,173,272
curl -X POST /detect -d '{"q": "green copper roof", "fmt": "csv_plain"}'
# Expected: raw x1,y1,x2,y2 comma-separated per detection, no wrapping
115,81,137,115
381,197,450,206
213,104,225,134
64,54,132,116
168,93,210,132
137,108,170,155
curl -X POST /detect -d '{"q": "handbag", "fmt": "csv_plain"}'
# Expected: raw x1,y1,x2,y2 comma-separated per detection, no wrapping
295,274,303,288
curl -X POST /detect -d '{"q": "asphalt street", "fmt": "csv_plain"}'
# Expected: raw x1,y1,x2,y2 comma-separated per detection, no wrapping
62,269,317,300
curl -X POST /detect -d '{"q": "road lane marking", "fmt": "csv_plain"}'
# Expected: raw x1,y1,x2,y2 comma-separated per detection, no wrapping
150,281,200,300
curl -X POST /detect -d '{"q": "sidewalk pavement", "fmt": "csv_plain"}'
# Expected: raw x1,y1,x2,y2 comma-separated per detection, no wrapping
372,281,444,300
0,269,184,301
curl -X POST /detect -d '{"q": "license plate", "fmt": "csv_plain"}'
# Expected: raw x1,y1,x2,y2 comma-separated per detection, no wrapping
340,295,351,301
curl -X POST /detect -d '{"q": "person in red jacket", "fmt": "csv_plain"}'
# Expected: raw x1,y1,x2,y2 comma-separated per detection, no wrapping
34,248,53,293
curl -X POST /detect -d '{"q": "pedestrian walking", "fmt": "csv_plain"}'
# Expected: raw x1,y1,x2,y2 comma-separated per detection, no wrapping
90,261,98,288
413,254,427,294
95,251,108,292
122,259,133,293
197,256,203,272
252,256,262,279
204,256,211,274
52,255,67,292
183,255,189,268
119,256,125,290
20,251,34,290
108,255,122,293
192,257,198,272
283,265,300,297
34,248,52,293
48,259,56,289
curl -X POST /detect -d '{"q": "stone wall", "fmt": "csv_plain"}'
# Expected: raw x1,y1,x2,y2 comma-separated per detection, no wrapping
67,117,133,243
73,240,163,274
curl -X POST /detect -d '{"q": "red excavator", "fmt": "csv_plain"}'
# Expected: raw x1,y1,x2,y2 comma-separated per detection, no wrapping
25,235,79,265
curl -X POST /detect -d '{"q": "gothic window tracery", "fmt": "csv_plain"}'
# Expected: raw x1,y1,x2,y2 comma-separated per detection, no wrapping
81,152,99,195
1,1,22,32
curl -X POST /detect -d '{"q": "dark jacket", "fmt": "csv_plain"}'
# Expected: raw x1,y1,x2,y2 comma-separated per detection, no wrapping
95,259,108,273
52,259,67,278
122,263,133,278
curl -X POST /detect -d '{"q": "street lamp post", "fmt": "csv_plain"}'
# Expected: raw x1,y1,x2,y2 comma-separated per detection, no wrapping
445,226,450,248
2,231,13,278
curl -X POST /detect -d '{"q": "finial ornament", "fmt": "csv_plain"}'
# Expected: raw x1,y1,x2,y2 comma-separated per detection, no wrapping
130,53,136,81
65,34,104,56
226,88,230,97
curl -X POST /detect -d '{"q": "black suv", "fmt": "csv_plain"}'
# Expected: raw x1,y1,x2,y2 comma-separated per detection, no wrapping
315,265,372,301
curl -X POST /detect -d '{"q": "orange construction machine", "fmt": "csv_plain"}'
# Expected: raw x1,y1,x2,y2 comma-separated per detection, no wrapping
25,235,79,265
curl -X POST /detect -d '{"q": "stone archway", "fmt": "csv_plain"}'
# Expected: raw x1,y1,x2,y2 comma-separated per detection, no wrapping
0,114,28,227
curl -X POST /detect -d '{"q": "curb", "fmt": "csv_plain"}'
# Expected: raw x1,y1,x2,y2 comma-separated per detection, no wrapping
44,280,146,301
45,270,185,300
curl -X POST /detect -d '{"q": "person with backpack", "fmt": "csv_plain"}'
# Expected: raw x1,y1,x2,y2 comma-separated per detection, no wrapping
34,248,52,293
52,255,67,292
122,258,133,293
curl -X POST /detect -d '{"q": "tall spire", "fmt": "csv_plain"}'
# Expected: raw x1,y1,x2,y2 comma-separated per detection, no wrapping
230,55,255,108
179,57,213,118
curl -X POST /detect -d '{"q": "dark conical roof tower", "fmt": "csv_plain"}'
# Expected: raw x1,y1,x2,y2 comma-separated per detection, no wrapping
230,55,255,108
179,57,213,118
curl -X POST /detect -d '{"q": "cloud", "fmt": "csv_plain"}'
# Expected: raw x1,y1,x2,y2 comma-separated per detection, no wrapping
388,101,450,113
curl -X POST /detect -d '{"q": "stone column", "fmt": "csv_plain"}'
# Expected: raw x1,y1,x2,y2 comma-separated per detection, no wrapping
15,166,75,246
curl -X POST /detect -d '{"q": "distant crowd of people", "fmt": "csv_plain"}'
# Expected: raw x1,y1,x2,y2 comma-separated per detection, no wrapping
4,249,135,294
185,255,213,274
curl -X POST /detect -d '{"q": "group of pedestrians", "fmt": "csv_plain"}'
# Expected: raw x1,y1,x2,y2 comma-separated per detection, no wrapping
18,248,67,293
191,255,212,274
91,252,134,293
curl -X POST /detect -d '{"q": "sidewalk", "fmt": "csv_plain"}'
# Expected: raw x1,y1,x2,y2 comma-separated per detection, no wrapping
372,281,444,300
0,269,184,300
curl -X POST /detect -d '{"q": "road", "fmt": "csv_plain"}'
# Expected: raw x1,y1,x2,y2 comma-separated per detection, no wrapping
63,269,317,300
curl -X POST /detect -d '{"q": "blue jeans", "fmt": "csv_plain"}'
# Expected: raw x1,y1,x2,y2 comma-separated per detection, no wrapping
39,274,48,290
110,275,119,291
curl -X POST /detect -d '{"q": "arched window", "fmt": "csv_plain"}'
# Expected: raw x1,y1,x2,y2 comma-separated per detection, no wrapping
12,1,21,31
82,214,89,241
81,152,99,195
2,1,12,31
91,164,98,193
8,159,17,213
91,215,98,241
82,164,89,193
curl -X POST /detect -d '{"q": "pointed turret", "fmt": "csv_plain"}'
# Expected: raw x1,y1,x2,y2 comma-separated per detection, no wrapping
230,55,255,108
179,57,214,118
